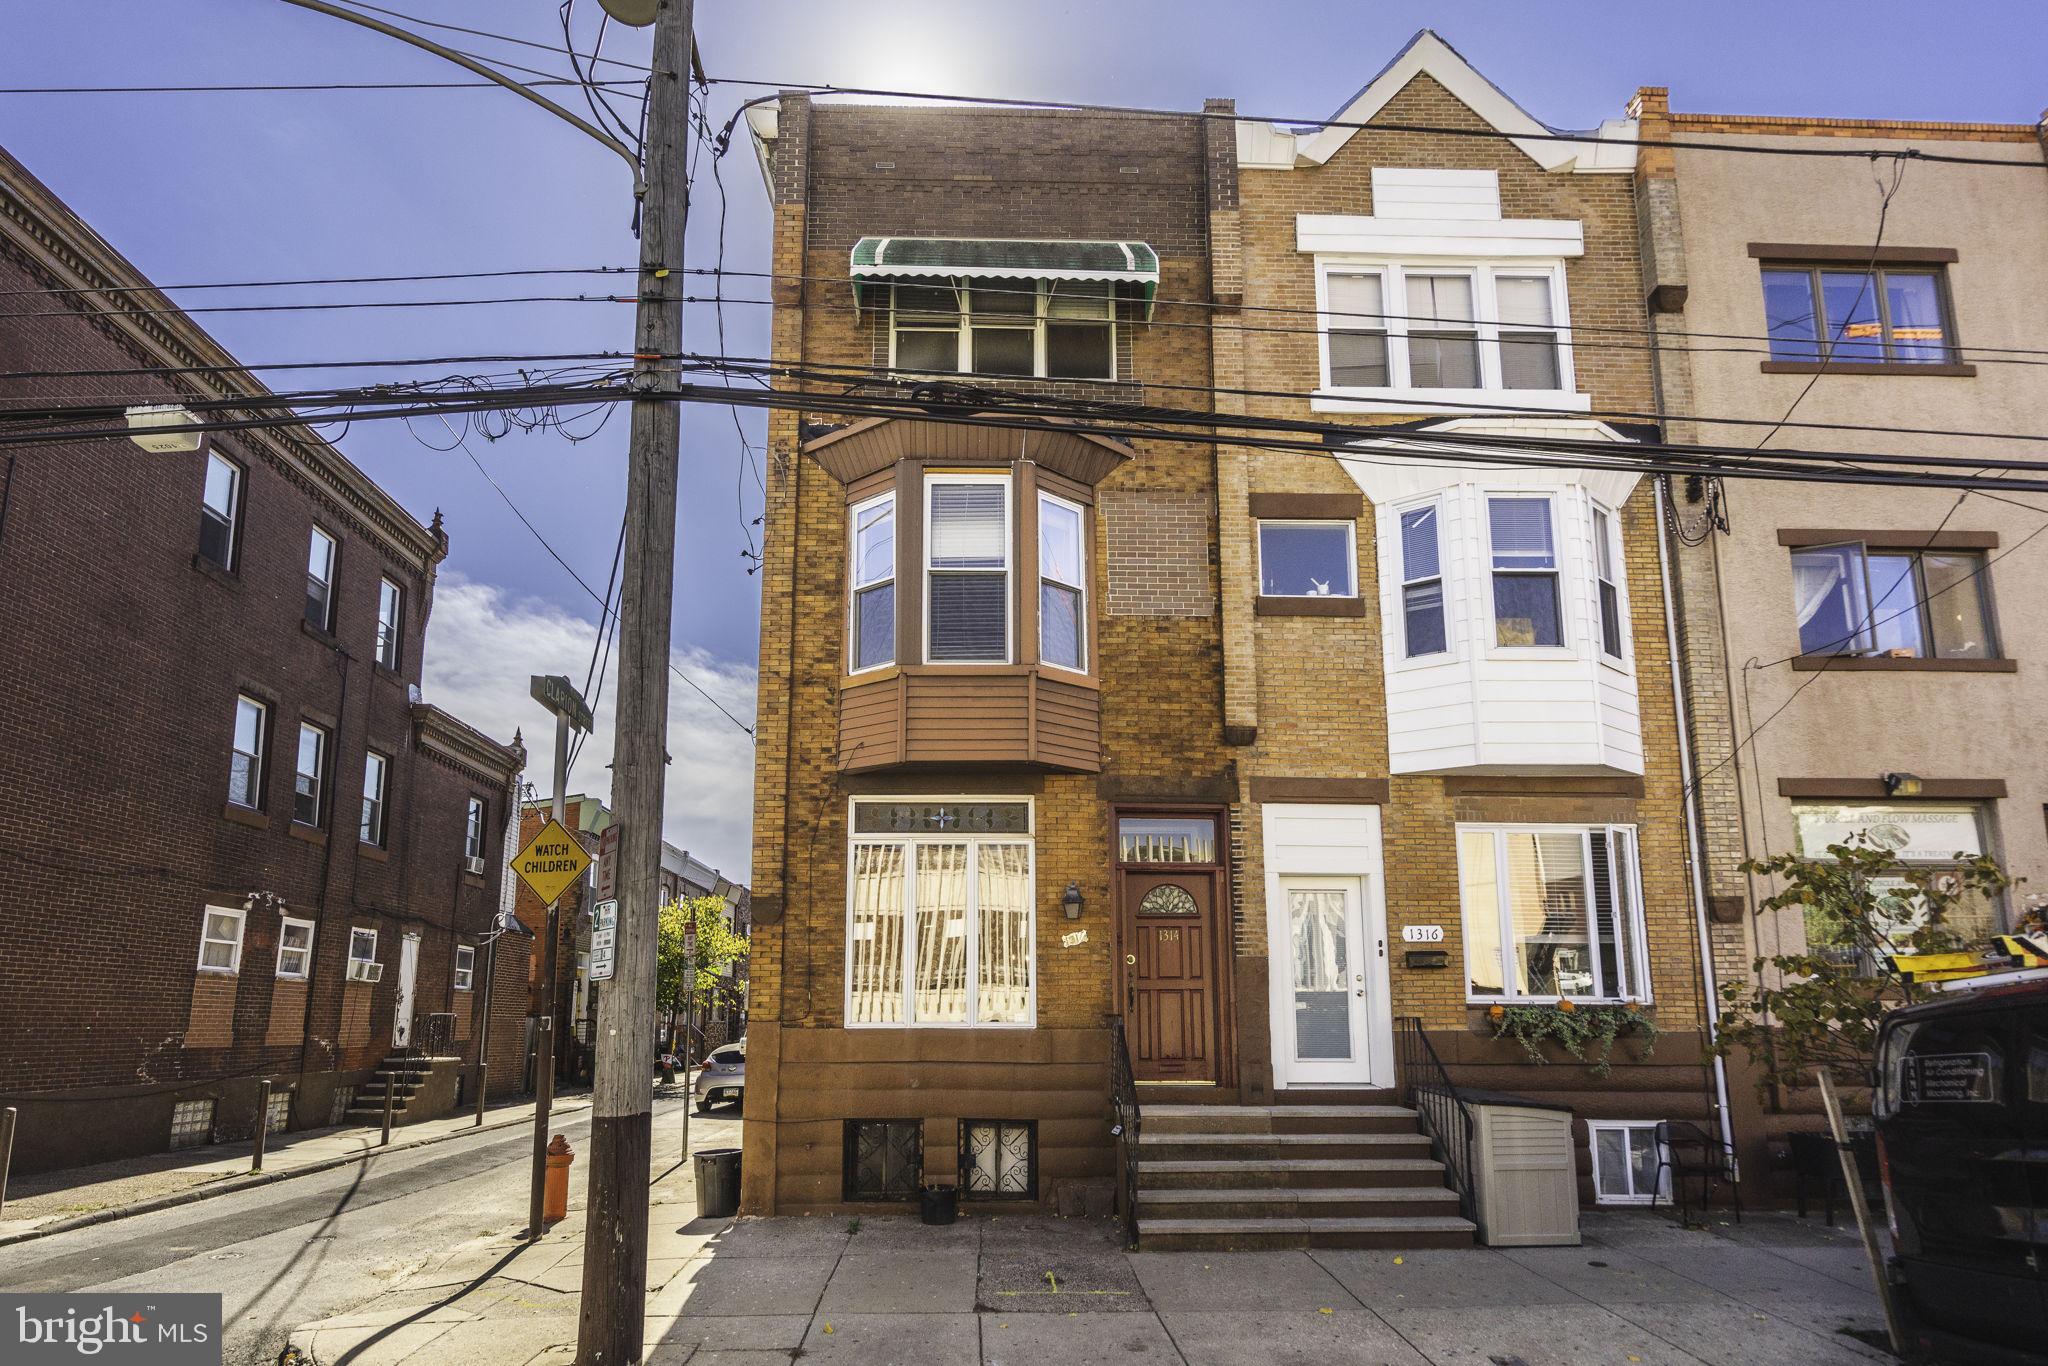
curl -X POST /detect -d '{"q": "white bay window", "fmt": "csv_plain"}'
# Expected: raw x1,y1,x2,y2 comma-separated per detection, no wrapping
1458,825,1647,1003
850,493,896,672
847,800,1034,1027
1037,493,1086,671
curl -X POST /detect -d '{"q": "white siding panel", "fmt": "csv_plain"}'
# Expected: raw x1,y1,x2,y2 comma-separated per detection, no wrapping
1371,168,1502,221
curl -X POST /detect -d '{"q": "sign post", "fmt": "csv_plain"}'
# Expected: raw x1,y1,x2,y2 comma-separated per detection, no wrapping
517,677,593,1242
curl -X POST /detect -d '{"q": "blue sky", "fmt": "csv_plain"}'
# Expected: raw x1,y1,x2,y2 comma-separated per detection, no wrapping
5,0,2043,874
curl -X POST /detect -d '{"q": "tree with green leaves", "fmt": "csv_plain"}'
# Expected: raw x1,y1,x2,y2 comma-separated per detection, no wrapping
657,894,748,1059
1714,835,2014,1094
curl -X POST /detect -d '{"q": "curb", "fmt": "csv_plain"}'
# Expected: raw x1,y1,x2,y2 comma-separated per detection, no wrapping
0,1096,602,1249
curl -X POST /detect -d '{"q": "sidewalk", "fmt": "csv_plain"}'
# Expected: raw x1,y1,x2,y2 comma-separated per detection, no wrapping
0,1086,608,1245
286,1202,1897,1366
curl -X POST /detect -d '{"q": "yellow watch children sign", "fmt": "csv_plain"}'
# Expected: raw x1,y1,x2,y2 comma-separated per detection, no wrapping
513,819,592,905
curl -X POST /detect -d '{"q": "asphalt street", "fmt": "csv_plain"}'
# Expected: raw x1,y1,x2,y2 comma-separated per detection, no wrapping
0,1092,731,1366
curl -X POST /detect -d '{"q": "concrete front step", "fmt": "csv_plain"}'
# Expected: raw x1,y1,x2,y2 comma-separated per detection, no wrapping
1137,1214,1475,1252
1140,1156,1451,1190
1144,1104,1418,1136
1139,1185,1462,1220
1139,1131,1432,1162
1272,1089,1400,1106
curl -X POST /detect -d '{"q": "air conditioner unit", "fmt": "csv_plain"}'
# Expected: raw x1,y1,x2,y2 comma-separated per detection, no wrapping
464,855,486,876
345,959,384,984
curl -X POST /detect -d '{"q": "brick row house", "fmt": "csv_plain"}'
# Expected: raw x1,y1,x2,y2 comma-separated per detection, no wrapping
737,33,1761,1241
1631,92,2048,1196
0,145,530,1173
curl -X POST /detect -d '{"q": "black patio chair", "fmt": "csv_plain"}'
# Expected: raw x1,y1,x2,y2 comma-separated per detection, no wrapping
1650,1120,1743,1224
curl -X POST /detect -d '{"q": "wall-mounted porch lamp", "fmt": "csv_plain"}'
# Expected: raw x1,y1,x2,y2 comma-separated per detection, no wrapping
1062,882,1084,920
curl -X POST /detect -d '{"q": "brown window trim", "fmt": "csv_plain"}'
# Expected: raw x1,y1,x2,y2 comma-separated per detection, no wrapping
1248,491,1362,520
1255,595,1368,618
1789,654,2015,673
1778,529,1999,550
288,824,329,847
221,803,269,830
358,844,391,864
1248,777,1388,805
1746,243,1958,264
1778,777,2007,800
1760,361,1976,378
1440,775,1646,799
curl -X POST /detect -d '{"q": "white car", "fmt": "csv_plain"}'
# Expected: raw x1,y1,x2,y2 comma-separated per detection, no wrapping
692,1041,745,1113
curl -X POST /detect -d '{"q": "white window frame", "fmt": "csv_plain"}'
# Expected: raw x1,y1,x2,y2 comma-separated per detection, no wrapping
888,279,1117,382
453,943,476,992
464,796,487,861
1396,496,1449,659
1455,823,1651,1005
306,525,337,632
197,904,247,974
1592,502,1629,667
1256,519,1358,599
1482,491,1570,656
200,451,242,570
1037,491,1088,674
848,491,897,675
361,750,389,847
229,694,267,810
1587,1120,1668,1205
375,577,404,670
276,916,316,980
1321,266,1393,389
348,927,379,969
844,796,1037,1030
923,473,1013,665
1313,259,1582,413
293,721,327,827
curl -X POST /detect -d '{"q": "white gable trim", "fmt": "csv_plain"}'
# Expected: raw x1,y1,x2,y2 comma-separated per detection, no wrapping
1246,30,1636,175
1334,417,1644,508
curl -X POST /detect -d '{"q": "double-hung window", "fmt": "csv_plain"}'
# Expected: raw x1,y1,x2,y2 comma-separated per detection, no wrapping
846,800,1034,1027
453,944,476,991
1790,541,1996,660
375,578,404,670
1044,282,1114,379
464,796,487,862
198,905,246,973
1399,504,1446,656
229,695,267,809
276,917,315,979
1496,275,1563,389
1037,493,1086,670
293,721,327,826
969,285,1036,376
1761,265,1954,364
1458,825,1647,1002
1325,272,1390,387
199,452,242,570
1592,506,1625,661
1487,496,1562,647
347,927,379,979
889,280,1116,380
306,527,337,632
1258,521,1355,598
361,751,389,847
1404,274,1481,388
849,494,896,672
1317,262,1574,400
926,477,1010,662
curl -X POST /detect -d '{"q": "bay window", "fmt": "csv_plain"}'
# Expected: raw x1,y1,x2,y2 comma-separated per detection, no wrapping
1399,503,1446,656
850,494,896,672
846,800,1035,1027
1593,505,1624,660
1459,825,1647,1002
926,477,1010,663
1487,496,1562,647
1038,493,1086,671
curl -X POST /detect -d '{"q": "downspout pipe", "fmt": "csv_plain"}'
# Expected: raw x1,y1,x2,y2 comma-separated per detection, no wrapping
1654,474,1738,1170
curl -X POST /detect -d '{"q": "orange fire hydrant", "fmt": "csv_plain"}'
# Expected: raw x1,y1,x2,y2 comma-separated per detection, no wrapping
544,1134,574,1225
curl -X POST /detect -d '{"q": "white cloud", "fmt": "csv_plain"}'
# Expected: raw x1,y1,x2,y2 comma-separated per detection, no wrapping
422,573,757,881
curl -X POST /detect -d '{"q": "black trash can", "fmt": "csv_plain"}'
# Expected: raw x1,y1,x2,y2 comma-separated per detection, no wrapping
918,1183,959,1226
694,1147,742,1219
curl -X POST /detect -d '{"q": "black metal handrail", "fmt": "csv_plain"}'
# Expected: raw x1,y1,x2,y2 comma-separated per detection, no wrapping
1394,1015,1477,1224
1106,1014,1141,1248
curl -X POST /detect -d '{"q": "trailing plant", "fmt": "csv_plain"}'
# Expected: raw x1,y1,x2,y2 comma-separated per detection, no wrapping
1487,1001,1659,1076
1714,836,2014,1093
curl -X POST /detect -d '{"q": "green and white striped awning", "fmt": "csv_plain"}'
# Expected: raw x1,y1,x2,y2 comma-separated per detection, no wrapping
849,237,1159,316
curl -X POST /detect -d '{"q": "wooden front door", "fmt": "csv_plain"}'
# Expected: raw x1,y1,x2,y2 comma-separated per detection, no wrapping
1121,869,1218,1082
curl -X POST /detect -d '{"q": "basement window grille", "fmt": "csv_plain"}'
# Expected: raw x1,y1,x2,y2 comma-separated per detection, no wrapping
329,1087,355,1126
844,1119,921,1202
169,1099,216,1150
961,1119,1035,1200
265,1088,292,1135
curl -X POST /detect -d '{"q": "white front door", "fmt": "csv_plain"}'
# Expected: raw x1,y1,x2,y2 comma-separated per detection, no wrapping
1273,876,1381,1087
393,933,420,1047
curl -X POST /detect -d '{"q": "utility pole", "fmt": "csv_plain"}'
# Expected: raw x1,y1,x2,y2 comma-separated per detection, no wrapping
580,0,691,1360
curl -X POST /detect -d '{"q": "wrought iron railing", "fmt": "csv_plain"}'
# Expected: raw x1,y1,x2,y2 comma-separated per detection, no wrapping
1394,1016,1476,1224
1106,1014,1142,1248
413,1012,455,1057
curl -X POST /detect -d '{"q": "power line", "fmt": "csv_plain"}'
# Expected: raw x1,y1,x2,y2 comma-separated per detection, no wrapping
0,79,644,93
0,266,637,299
0,292,640,323
704,78,2047,170
333,0,651,72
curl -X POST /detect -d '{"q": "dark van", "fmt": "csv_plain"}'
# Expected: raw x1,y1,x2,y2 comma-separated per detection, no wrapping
1873,972,2048,1365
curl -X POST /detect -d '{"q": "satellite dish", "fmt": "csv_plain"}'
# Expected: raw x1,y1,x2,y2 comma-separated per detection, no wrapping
596,0,659,24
